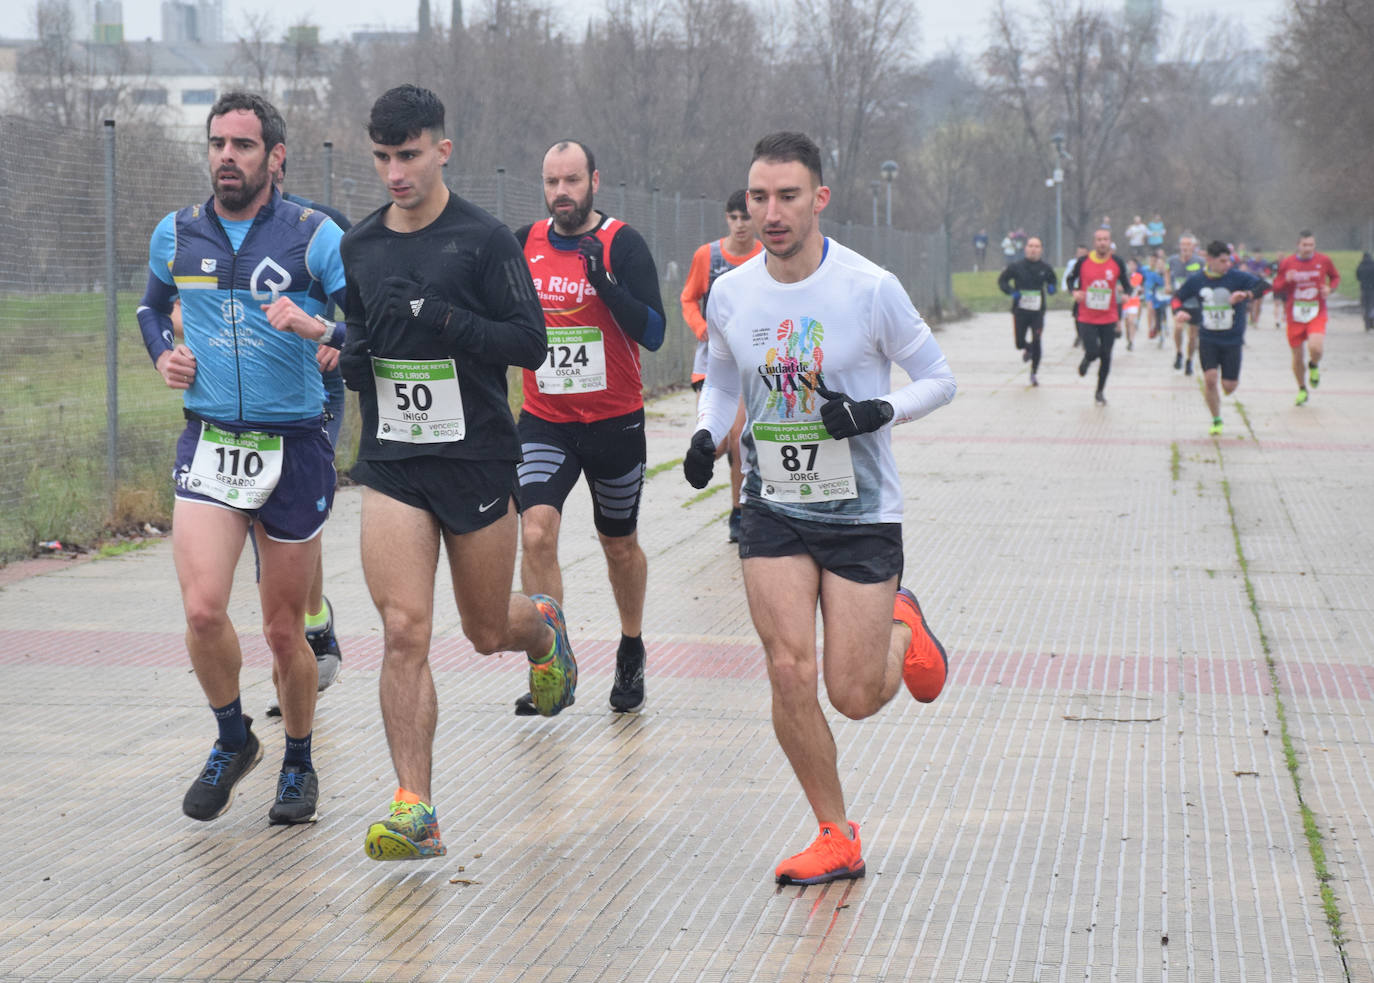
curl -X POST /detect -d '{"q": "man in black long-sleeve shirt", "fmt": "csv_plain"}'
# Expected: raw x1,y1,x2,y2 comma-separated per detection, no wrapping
339,85,579,863
997,235,1057,385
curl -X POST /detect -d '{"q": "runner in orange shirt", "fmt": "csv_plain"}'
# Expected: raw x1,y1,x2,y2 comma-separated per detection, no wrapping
1122,259,1144,352
680,190,762,542
1272,229,1340,405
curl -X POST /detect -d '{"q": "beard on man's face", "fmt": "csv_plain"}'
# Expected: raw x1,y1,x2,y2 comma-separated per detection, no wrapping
213,160,269,212
547,188,594,234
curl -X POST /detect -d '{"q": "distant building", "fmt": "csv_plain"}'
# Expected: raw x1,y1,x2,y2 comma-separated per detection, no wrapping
161,0,223,44
93,0,124,44
2,38,331,132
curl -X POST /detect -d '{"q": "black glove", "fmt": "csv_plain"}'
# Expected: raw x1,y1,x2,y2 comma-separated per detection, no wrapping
578,236,616,292
339,340,372,392
683,429,716,488
377,276,456,335
815,381,894,439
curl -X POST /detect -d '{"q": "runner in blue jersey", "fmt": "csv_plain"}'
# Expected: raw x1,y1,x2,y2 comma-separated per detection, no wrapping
262,161,350,716
135,92,347,828
1171,240,1270,436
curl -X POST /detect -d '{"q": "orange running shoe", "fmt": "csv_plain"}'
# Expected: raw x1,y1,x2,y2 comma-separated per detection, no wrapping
775,821,865,885
894,587,949,703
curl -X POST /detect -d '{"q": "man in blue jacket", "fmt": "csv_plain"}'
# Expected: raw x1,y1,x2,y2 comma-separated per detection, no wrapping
136,92,347,827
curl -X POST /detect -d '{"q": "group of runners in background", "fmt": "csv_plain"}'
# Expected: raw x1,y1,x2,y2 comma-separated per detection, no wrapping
997,216,1343,433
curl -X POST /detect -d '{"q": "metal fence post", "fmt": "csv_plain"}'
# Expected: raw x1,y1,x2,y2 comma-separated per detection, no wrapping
322,140,333,207
103,118,118,512
650,187,659,262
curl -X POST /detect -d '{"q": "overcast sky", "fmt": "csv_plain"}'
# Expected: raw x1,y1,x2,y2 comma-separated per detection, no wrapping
16,0,1287,56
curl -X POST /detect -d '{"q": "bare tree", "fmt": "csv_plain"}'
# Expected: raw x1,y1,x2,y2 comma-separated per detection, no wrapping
231,12,278,94
984,0,1160,238
1269,0,1374,238
790,0,918,220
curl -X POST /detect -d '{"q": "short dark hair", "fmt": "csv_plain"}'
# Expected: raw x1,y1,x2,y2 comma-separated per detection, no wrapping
547,139,596,178
1297,229,1314,240
368,84,445,146
726,189,748,213
751,131,823,185
207,91,286,151
1206,239,1230,257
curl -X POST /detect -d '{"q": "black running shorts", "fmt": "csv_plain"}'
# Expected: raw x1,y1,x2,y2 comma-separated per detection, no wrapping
738,502,903,585
350,456,518,536
1198,341,1242,381
516,408,646,538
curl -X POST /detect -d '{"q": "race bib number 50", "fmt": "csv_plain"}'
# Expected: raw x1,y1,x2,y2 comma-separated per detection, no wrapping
752,420,857,504
372,357,465,443
187,424,282,508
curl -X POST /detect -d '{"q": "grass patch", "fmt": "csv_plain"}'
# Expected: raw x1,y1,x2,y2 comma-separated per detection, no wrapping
951,269,1076,314
98,538,160,558
1327,250,1362,302
681,481,729,507
646,457,682,481
1217,470,1348,960
1170,441,1181,484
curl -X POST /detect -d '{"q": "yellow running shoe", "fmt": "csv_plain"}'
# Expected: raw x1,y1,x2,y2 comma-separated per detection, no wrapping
1295,388,1309,406
364,793,445,861
528,594,577,716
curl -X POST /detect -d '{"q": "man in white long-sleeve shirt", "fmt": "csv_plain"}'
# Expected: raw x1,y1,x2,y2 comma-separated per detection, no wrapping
682,131,957,888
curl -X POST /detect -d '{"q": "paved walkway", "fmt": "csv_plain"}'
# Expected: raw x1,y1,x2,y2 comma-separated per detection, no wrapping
2,308,1372,982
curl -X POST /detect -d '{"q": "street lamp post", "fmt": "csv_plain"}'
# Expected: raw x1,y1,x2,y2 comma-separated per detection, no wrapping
881,160,898,227
870,180,881,228
1049,133,1071,268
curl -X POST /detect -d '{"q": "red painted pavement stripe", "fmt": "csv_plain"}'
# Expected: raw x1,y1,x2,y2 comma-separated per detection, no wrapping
3,629,1369,699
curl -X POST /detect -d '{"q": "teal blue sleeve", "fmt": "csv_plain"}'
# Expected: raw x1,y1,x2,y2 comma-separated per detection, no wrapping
307,220,347,296
148,212,177,285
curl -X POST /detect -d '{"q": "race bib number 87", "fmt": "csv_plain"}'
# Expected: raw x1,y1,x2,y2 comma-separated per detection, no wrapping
752,420,857,504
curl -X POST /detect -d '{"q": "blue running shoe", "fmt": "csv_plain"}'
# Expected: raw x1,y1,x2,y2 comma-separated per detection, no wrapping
528,594,577,716
182,717,263,821
268,764,319,825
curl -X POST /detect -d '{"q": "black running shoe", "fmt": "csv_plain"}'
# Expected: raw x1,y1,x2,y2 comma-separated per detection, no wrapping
1078,354,1091,377
307,596,342,692
610,639,646,713
1184,359,1193,376
182,718,263,821
513,691,537,716
1173,352,1183,370
1095,390,1107,406
268,764,319,825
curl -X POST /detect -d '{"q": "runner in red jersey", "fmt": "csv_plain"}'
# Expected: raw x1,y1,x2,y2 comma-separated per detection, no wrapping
513,139,666,715
1066,227,1129,405
1272,230,1340,405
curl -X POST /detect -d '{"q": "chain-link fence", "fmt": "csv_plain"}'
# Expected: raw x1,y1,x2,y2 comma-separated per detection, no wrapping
0,116,951,560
